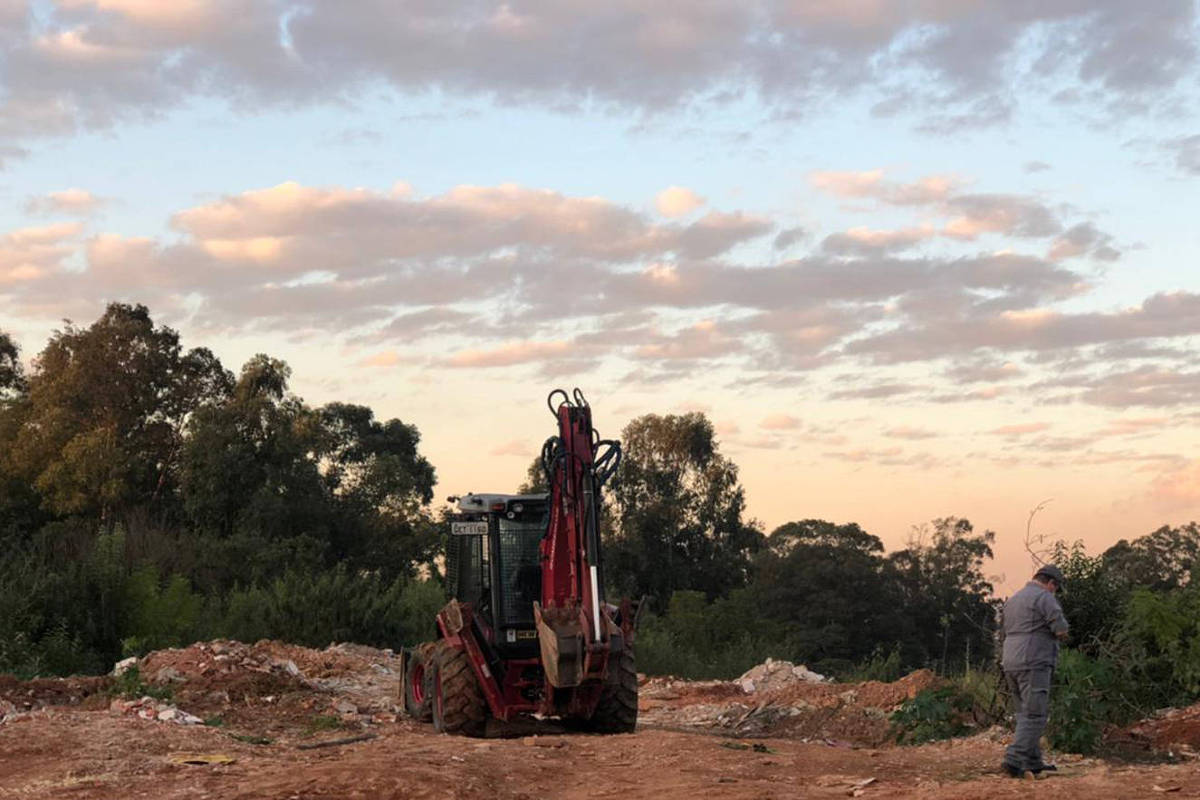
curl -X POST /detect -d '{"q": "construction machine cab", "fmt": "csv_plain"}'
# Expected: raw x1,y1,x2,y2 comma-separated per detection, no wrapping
447,493,548,658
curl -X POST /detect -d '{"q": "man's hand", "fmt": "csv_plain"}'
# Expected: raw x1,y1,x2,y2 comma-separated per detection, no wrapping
1056,630,1069,642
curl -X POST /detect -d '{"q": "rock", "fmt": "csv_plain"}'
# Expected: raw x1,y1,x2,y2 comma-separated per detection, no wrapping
154,666,185,684
156,707,204,725
522,736,566,748
334,699,358,715
111,656,139,676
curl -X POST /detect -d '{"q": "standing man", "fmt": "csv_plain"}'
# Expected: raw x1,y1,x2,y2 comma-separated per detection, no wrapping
999,564,1069,778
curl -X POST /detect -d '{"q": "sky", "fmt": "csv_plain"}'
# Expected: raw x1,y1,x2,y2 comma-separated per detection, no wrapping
2,0,1199,592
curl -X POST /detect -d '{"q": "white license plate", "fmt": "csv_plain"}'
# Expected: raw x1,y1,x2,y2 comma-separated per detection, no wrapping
451,520,488,536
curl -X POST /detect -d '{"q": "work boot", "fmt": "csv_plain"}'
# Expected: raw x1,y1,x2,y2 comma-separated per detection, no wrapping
1000,763,1028,779
1030,763,1057,774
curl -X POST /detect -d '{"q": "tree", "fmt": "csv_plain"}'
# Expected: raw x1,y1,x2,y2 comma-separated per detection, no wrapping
1102,524,1200,593
750,520,908,668
318,402,439,577
888,517,997,672
179,355,331,582
0,331,42,542
605,412,762,607
0,331,26,399
9,304,231,523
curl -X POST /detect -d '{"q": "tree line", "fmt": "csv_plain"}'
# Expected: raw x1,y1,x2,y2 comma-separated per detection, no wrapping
1,304,1198,711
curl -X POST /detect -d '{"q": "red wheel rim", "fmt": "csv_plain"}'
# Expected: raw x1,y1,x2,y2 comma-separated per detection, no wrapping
412,662,425,704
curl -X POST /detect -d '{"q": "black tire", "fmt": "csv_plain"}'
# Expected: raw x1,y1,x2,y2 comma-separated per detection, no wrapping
404,644,434,722
432,644,488,737
589,647,638,733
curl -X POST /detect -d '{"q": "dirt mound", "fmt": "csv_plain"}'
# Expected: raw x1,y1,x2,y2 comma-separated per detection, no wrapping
0,674,111,716
1115,703,1200,757
128,639,406,736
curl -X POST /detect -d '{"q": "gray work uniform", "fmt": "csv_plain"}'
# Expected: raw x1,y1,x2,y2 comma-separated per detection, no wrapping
1000,581,1069,771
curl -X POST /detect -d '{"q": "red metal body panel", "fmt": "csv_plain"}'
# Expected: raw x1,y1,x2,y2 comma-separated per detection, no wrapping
541,401,594,620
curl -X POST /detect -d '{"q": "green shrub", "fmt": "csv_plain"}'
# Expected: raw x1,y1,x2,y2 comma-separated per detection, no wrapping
1046,648,1126,754
214,568,443,650
890,686,973,744
109,665,173,702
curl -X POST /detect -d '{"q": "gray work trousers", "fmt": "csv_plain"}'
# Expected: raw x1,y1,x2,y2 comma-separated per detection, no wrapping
1004,667,1053,770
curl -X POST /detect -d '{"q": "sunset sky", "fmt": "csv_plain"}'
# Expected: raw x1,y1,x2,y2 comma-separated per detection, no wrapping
2,1,1198,592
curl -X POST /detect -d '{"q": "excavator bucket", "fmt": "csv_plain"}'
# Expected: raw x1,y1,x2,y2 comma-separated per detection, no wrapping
533,602,585,688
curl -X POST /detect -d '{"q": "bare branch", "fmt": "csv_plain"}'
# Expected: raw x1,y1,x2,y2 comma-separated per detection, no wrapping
1024,499,1054,569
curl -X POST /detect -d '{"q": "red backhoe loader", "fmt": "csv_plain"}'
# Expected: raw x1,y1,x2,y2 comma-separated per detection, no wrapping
401,389,639,735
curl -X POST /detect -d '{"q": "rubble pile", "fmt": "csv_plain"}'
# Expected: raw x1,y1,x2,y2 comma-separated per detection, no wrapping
638,662,943,744
108,696,204,725
737,658,828,693
103,639,406,735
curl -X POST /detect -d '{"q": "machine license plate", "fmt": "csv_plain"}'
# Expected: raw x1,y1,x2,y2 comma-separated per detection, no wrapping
451,520,488,536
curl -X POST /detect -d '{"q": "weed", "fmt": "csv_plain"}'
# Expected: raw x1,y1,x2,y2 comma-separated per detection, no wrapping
108,665,173,702
229,733,274,745
302,714,344,737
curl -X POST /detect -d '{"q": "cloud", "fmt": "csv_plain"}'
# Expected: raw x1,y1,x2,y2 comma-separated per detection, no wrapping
848,291,1200,365
821,225,936,255
358,350,406,368
490,439,529,457
1070,367,1200,408
633,320,741,360
1148,460,1200,510
1164,134,1200,175
1097,417,1170,437
759,413,800,430
829,382,922,400
942,194,1062,240
655,186,704,217
810,171,960,205
0,222,83,285
1047,222,1119,262
989,422,1051,436
883,426,939,440
811,171,1095,249
1,1,1196,149
3,173,1198,416
447,340,572,368
943,360,1023,384
25,188,105,215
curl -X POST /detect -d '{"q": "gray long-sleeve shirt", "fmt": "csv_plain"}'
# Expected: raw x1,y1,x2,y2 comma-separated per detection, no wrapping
1001,581,1069,671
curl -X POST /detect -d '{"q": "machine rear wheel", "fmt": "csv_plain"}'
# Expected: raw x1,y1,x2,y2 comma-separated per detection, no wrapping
403,645,434,721
432,644,488,737
589,647,638,733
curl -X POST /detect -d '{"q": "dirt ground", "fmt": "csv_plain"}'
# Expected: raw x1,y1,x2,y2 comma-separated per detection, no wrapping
3,641,1199,799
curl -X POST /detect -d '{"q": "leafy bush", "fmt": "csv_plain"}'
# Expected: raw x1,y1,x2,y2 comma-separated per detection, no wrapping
109,665,173,702
635,591,781,679
215,567,443,650
1047,648,1128,754
890,686,973,744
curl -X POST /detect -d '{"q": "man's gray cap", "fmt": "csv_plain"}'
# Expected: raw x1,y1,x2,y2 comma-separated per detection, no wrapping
1034,564,1065,586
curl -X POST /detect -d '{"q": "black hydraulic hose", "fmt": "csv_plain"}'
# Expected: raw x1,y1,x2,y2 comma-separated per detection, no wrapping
546,389,569,416
593,440,621,488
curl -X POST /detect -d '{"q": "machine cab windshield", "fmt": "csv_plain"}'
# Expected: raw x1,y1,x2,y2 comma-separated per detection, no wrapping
447,493,548,656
